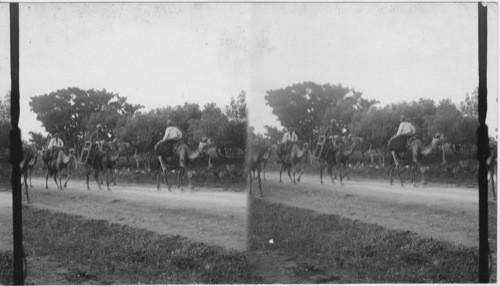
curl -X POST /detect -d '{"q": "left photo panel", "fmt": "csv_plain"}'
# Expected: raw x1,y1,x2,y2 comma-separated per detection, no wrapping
0,3,250,284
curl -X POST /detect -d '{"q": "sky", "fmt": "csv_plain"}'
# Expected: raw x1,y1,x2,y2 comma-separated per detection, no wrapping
0,2,498,140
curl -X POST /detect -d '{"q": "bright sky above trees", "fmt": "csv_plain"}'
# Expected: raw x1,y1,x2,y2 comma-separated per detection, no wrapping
0,3,497,139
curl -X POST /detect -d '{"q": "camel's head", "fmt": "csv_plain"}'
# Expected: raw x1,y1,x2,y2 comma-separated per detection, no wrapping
198,137,212,152
431,133,445,149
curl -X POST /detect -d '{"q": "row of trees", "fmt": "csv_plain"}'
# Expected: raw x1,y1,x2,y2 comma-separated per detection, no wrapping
27,87,247,158
263,82,483,153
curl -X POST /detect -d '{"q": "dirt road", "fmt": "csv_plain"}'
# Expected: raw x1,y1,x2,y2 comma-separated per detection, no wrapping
1,173,491,251
256,172,489,248
0,177,247,252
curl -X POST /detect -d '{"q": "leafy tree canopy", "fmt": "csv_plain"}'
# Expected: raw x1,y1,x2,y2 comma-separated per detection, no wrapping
265,82,377,142
29,87,143,148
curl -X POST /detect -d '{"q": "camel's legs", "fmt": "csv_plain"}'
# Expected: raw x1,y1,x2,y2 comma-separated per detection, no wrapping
58,169,63,190
412,155,426,185
86,168,91,190
490,166,497,200
28,168,33,187
248,169,253,196
45,170,50,189
257,166,263,198
104,169,111,191
23,171,30,203
335,161,344,186
262,160,267,181
53,173,60,189
63,169,71,188
327,164,335,185
297,164,305,182
279,164,284,183
156,156,168,190
389,162,395,185
93,170,102,190
319,164,324,184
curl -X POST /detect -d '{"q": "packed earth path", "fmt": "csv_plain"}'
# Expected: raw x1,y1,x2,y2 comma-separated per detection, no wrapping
0,178,248,253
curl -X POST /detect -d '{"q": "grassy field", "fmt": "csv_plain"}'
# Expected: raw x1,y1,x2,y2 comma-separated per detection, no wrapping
1,206,249,284
248,198,497,283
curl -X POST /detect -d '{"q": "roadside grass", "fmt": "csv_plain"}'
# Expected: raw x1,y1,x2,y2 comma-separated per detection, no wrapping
249,198,496,283
10,206,249,284
0,251,13,285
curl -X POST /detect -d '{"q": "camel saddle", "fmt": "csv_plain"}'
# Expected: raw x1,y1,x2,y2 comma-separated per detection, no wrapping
156,139,181,157
388,135,415,152
43,146,65,162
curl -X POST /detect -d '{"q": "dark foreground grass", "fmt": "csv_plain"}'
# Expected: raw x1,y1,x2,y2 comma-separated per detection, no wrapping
3,206,249,284
249,198,491,283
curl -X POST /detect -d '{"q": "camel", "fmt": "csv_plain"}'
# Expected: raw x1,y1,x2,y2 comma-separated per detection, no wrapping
388,133,445,186
259,144,276,181
100,142,126,189
83,142,123,191
21,146,41,188
252,143,275,181
42,147,76,190
153,138,211,190
318,137,358,186
84,146,106,191
278,142,309,184
486,143,497,200
20,146,38,203
247,144,271,198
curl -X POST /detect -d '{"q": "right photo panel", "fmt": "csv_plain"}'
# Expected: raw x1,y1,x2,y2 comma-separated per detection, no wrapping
246,2,498,283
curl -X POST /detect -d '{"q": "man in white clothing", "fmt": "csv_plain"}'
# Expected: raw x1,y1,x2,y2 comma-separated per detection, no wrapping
277,127,298,160
47,133,64,158
388,115,416,148
154,120,183,153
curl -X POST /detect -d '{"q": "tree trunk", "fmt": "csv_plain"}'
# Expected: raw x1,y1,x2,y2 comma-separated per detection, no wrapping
134,149,140,169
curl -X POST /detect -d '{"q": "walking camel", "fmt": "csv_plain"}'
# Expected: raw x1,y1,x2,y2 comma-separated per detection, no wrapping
318,136,358,186
153,138,211,190
20,146,38,203
487,145,497,200
248,144,272,198
84,142,123,191
252,143,275,181
279,142,309,184
99,140,127,187
22,146,41,188
388,133,445,186
42,147,76,189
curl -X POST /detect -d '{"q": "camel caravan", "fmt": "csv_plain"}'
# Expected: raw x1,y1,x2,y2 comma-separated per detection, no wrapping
247,114,497,199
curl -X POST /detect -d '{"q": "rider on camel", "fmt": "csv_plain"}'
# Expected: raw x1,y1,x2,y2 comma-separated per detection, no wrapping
277,127,298,161
154,120,183,156
387,115,416,149
90,124,108,152
324,119,342,145
47,132,64,159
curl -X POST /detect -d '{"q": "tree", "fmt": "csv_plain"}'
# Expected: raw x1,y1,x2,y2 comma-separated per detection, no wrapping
264,125,283,144
0,93,11,156
225,91,247,123
29,87,142,149
265,82,377,143
460,88,478,118
28,131,49,150
188,103,229,147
